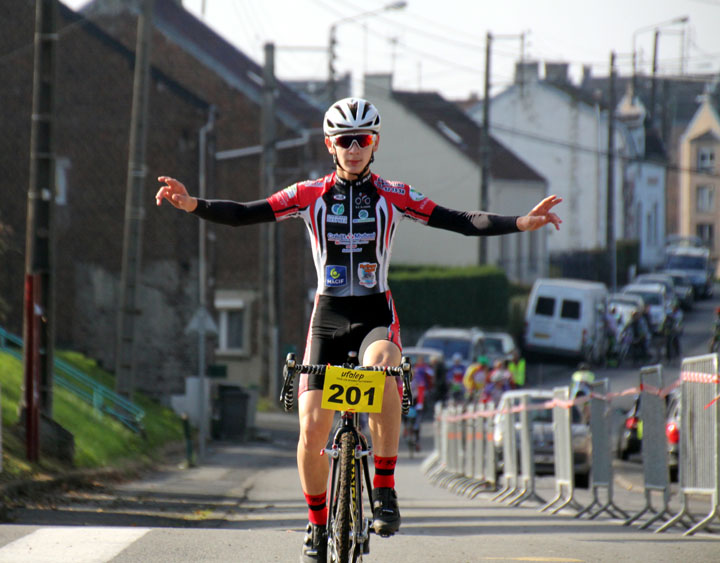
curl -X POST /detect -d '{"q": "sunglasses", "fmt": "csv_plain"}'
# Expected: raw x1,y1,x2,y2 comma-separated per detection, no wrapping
332,133,376,149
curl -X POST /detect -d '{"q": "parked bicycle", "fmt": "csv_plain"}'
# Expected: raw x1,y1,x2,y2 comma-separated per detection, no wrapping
280,352,413,563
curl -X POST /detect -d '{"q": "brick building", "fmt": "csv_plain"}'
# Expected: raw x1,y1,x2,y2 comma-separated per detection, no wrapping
1,0,326,399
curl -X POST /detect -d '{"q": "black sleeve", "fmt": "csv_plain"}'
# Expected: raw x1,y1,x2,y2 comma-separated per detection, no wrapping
191,199,275,226
427,204,520,236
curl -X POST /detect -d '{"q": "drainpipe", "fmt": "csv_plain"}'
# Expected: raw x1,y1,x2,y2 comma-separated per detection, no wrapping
197,106,216,460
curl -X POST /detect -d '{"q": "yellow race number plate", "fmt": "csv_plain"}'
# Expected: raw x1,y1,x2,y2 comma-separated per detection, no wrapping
321,366,386,413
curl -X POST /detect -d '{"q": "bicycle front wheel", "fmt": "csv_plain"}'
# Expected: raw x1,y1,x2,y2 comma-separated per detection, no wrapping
331,431,358,563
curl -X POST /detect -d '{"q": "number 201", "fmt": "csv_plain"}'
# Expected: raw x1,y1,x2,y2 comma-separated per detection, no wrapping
328,384,375,405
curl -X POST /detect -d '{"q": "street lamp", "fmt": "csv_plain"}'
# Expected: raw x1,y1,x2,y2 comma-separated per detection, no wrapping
631,15,689,97
328,1,407,102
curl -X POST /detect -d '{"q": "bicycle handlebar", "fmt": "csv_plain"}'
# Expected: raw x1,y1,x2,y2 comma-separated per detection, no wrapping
279,353,414,415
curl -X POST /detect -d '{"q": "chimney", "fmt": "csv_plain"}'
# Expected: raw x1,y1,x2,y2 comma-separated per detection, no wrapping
514,61,539,86
581,64,592,87
544,62,569,84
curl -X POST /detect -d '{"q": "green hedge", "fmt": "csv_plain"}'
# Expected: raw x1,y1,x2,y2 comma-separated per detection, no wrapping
388,265,510,331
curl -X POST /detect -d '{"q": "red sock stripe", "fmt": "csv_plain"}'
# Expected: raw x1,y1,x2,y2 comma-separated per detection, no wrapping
304,491,328,525
373,455,397,489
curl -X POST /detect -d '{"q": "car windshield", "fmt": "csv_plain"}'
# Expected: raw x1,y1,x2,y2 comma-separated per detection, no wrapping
625,290,661,305
484,338,504,354
420,337,471,360
666,255,706,270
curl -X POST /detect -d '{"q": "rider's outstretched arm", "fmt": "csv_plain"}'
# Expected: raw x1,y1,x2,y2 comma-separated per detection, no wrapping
192,198,275,226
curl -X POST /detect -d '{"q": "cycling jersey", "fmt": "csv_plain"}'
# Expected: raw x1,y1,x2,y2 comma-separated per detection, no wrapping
193,171,520,297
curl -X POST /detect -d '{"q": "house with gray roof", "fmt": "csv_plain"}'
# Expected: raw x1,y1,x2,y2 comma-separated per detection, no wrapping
364,74,548,284
466,61,668,272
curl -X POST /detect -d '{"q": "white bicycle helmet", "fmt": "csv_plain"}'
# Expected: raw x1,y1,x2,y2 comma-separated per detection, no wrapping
323,97,381,136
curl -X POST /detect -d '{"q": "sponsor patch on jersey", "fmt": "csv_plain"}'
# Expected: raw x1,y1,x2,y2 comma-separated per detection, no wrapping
376,178,407,195
353,209,374,223
326,214,348,224
333,194,346,201
331,203,345,215
354,194,372,208
409,187,426,201
358,262,378,288
325,266,347,287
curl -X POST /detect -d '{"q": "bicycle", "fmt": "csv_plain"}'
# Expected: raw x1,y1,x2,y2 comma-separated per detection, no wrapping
280,352,413,563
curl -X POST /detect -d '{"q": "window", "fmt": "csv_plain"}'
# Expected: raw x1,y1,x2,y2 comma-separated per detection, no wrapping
696,223,714,250
55,157,71,205
697,185,715,213
560,299,581,320
535,296,555,316
698,147,715,173
215,293,251,355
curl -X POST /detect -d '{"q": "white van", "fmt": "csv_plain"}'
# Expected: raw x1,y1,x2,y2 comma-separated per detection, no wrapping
524,278,608,363
664,245,714,299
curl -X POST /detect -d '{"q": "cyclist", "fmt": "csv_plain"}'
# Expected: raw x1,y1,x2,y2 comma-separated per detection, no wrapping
156,97,562,562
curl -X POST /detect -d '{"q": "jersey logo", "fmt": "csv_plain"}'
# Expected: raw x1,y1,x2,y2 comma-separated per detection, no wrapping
358,262,378,288
409,187,426,201
333,194,346,200
353,209,374,224
325,266,347,287
331,203,345,215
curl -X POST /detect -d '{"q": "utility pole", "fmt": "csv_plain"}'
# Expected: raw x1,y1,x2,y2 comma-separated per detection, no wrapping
479,31,492,265
606,51,617,293
328,25,337,105
115,0,154,398
24,0,58,461
259,42,278,400
649,29,659,129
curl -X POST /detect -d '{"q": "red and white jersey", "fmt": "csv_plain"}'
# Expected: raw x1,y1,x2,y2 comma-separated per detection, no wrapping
267,171,437,297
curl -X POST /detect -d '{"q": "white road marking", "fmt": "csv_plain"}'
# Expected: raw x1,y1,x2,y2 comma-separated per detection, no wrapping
0,526,151,562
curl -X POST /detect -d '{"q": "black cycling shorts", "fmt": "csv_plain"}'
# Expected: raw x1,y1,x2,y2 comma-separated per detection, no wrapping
299,291,402,395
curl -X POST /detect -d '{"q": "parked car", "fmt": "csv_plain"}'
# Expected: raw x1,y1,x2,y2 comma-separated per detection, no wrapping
621,282,669,334
415,327,485,367
524,278,608,363
616,388,680,481
401,346,444,367
481,331,517,365
607,292,646,330
493,389,592,488
633,273,680,311
660,269,695,310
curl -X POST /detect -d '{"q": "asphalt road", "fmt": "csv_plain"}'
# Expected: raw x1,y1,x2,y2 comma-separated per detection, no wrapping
1,290,719,561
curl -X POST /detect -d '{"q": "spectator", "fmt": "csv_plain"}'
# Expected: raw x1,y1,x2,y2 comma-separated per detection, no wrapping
447,353,468,403
507,350,526,388
463,355,489,401
411,355,433,416
429,355,448,407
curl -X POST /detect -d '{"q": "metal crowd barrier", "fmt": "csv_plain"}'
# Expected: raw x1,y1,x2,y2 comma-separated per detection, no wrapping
657,353,720,536
541,386,582,514
576,379,628,520
624,365,673,529
506,394,545,507
424,359,720,535
493,394,519,502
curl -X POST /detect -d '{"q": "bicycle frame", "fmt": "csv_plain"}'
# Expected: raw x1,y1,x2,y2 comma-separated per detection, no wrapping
280,353,413,563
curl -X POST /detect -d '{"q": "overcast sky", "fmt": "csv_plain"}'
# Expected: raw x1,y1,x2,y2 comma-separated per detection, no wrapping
63,0,720,99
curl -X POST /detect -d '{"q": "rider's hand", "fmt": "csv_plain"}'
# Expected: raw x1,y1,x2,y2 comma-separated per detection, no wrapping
156,176,198,212
516,195,562,232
